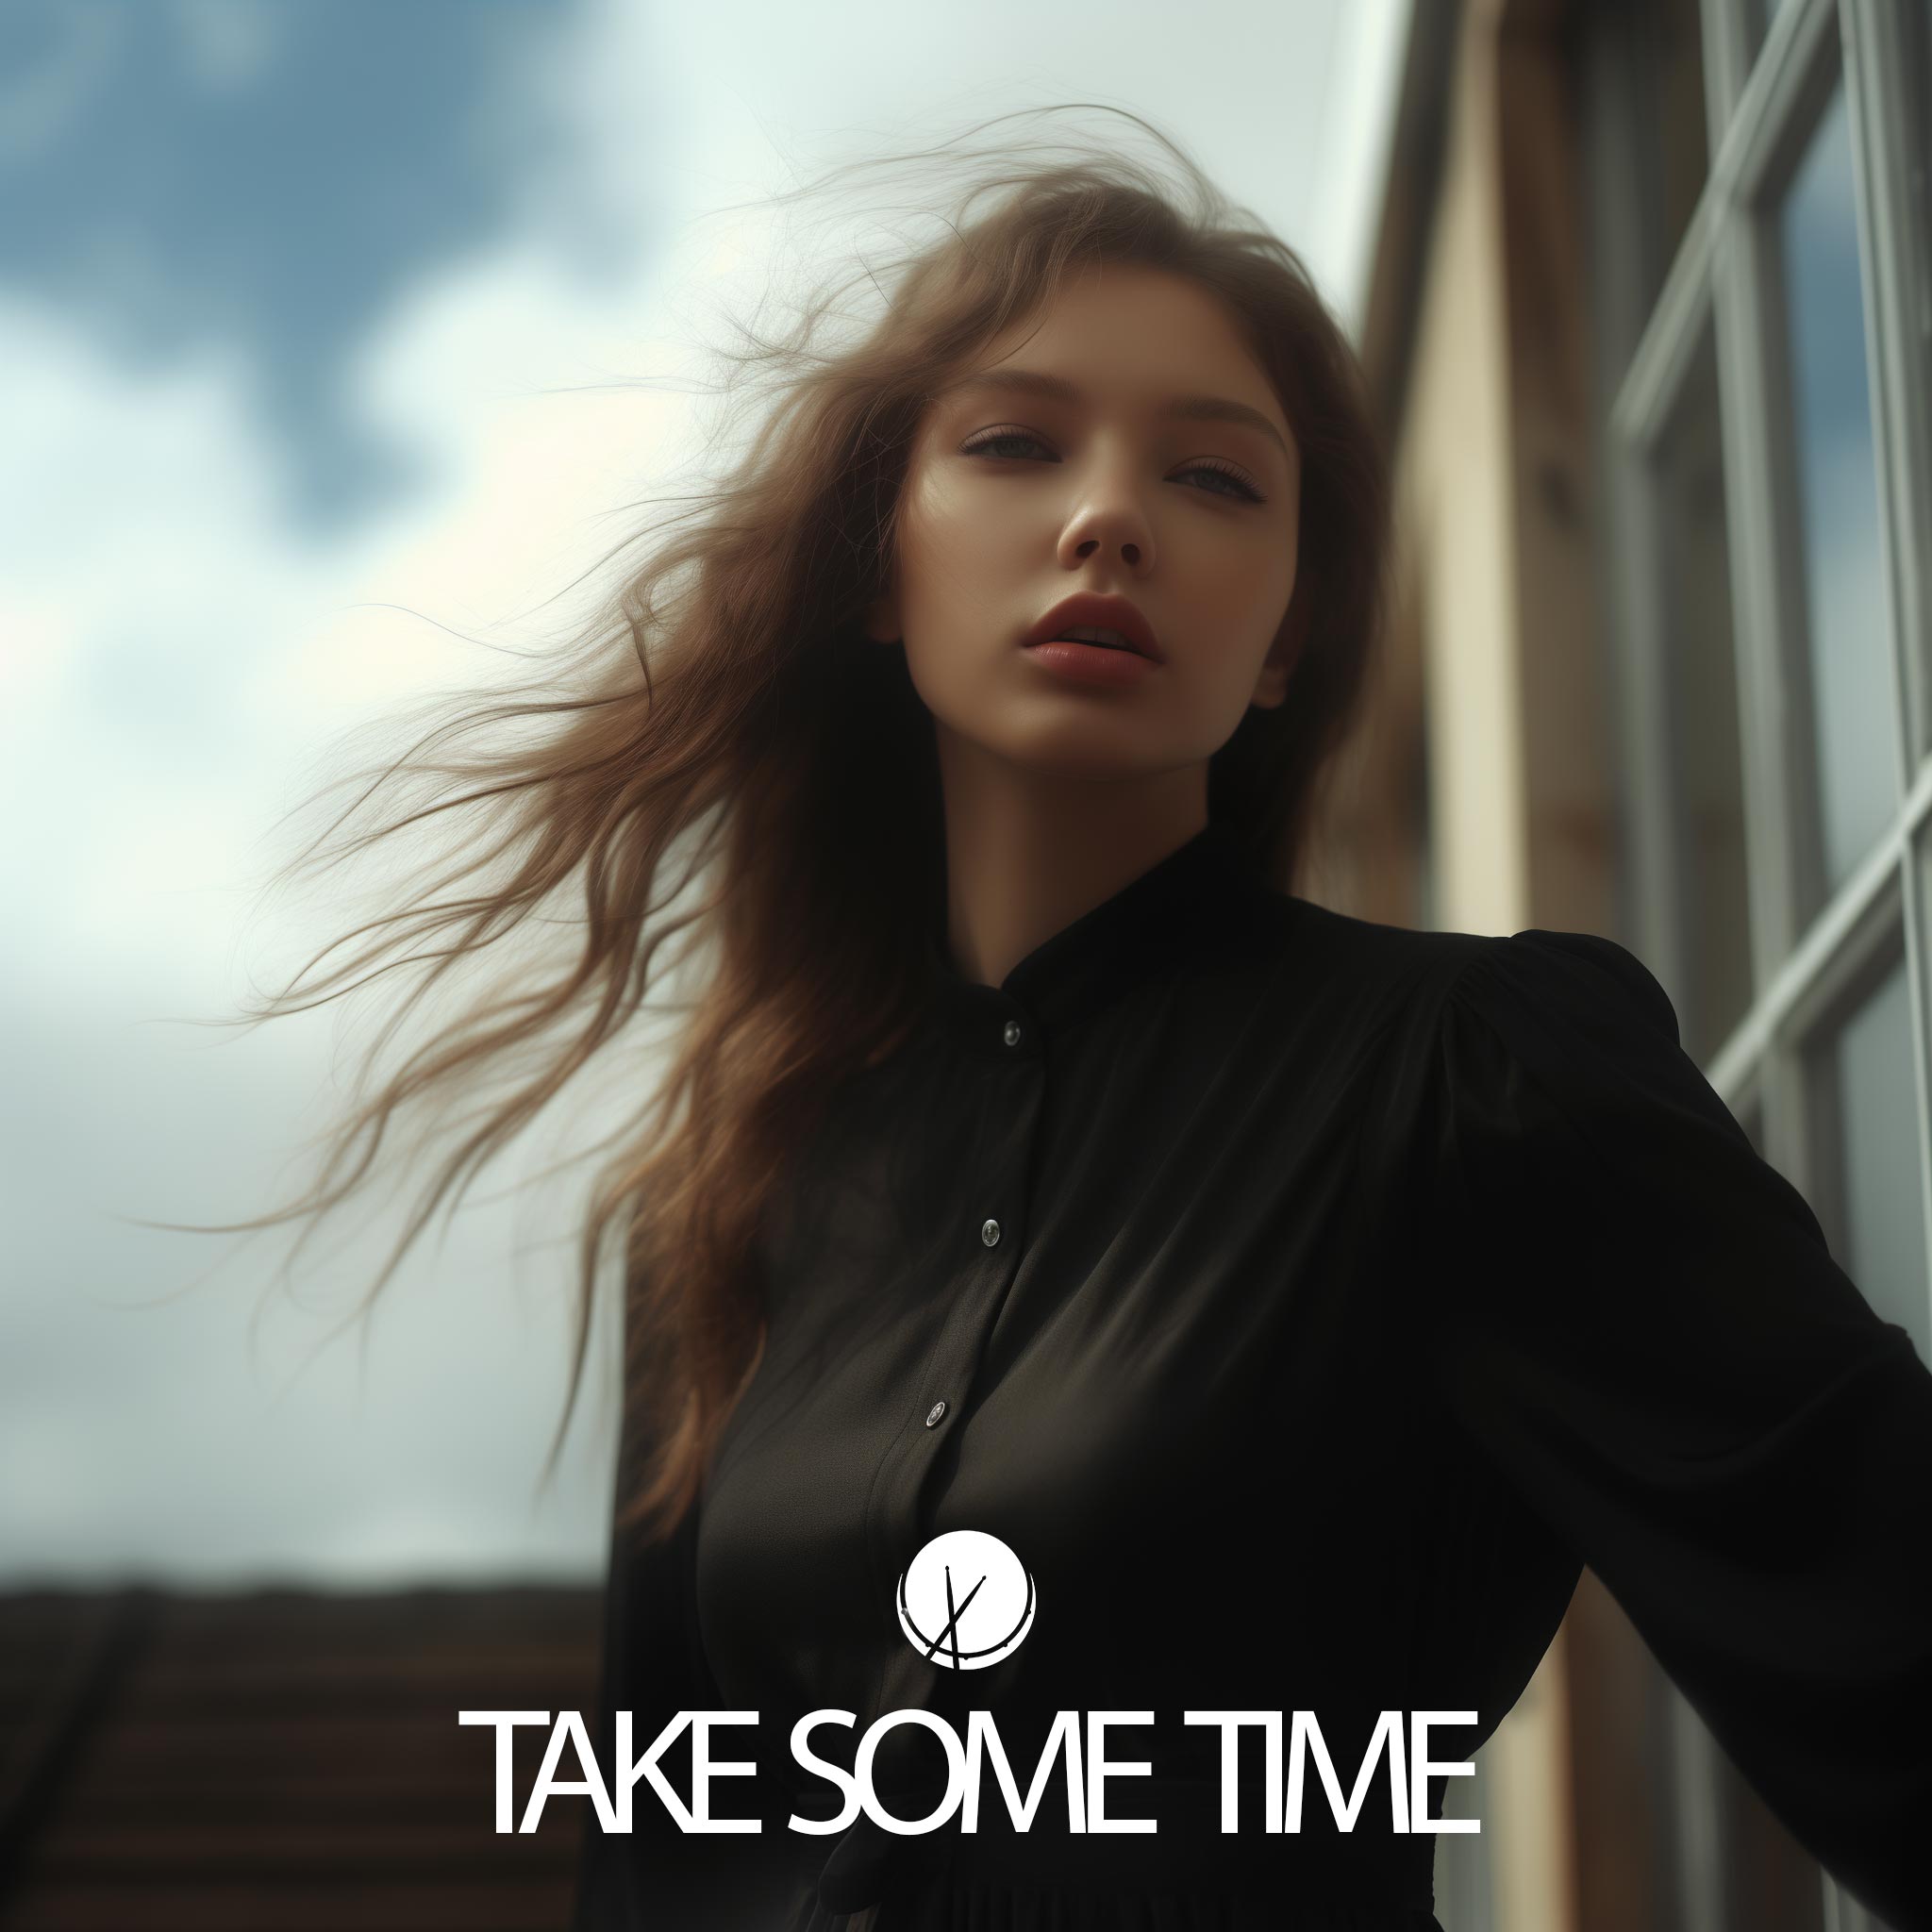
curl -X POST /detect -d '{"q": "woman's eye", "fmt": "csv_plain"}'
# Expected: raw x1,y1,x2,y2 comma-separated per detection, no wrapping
961,430,1050,461
958,430,1265,505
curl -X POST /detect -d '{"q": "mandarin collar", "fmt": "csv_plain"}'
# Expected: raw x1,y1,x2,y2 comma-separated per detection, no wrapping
917,822,1289,1051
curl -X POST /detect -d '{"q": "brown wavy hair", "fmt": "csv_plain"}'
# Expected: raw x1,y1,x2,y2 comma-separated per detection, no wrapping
185,105,1391,1555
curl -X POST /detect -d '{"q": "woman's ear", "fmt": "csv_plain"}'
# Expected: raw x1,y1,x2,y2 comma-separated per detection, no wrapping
1250,588,1311,710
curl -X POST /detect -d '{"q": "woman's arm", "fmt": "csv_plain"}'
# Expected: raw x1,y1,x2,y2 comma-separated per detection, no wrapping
1421,929,1932,1931
571,1461,803,1929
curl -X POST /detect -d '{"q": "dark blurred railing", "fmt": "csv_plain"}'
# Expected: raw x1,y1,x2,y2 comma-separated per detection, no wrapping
0,1585,601,1931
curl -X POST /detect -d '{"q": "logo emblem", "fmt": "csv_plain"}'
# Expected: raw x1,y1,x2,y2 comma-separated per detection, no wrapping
896,1529,1035,1670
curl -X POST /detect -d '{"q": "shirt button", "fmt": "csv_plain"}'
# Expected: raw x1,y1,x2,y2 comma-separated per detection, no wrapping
925,1400,947,1427
980,1217,1001,1247
1002,1020,1023,1048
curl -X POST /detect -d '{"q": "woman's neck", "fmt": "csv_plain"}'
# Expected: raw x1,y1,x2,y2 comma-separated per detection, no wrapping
935,727,1209,988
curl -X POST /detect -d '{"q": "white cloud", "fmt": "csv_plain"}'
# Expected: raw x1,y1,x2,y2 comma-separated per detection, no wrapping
0,299,323,1000
3,0,1406,1588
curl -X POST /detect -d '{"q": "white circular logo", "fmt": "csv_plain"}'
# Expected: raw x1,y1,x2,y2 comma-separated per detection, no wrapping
896,1529,1035,1670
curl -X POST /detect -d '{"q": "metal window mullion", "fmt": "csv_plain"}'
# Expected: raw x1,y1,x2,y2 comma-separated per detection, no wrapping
1609,0,1837,440
1707,804,1906,1098
1843,0,1932,1410
1617,16,1790,1930
1592,8,1718,998
1609,203,1721,448
1704,2,1849,1240
1904,824,1932,1365
1701,0,1756,133
1840,0,1932,778
1718,0,1840,204
1606,425,1689,994
1663,1682,1728,1931
1820,1856,1883,1929
1603,247,1722,1008
1709,211,1808,1021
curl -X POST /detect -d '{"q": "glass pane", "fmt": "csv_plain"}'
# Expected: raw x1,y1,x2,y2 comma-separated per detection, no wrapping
1656,326,1754,1063
1608,0,1711,318
1776,84,1898,899
1817,953,1932,1361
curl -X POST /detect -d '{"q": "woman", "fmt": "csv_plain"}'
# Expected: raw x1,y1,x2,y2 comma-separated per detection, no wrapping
232,112,1931,1929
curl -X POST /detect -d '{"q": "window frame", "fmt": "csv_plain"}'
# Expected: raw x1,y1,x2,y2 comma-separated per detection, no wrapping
1587,0,1932,1925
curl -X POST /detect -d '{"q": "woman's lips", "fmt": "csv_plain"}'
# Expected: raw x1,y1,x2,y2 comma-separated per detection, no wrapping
1020,638,1158,686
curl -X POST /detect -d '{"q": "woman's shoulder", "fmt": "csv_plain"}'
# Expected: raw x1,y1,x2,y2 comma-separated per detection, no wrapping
1277,905,1694,1200
1276,898,1680,1054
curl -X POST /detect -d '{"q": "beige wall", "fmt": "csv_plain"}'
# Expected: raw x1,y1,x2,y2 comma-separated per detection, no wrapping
1399,0,1534,942
1375,0,1607,1927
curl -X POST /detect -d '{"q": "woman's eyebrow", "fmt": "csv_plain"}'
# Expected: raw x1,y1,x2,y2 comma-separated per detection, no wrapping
933,367,1291,459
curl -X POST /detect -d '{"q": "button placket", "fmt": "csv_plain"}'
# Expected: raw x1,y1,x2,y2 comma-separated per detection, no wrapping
974,1004,1025,1309
865,999,1042,1614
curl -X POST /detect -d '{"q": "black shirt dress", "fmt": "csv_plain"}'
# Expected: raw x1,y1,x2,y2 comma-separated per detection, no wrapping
571,822,1932,1931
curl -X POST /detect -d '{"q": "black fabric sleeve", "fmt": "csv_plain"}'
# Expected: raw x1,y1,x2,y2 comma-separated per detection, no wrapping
1422,927,1932,1931
570,1463,807,1930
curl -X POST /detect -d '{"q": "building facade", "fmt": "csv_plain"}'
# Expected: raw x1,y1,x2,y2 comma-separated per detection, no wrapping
1336,1,1932,1927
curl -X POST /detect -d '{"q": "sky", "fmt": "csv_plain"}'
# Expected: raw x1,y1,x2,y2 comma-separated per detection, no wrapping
0,0,1412,1589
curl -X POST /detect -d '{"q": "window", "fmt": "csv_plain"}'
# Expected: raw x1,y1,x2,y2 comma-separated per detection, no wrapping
1772,79,1894,907
1654,323,1753,1061
1808,940,1931,1359
1588,0,1932,1925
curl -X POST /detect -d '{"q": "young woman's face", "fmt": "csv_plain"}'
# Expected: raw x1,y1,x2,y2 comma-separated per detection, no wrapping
869,261,1304,781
